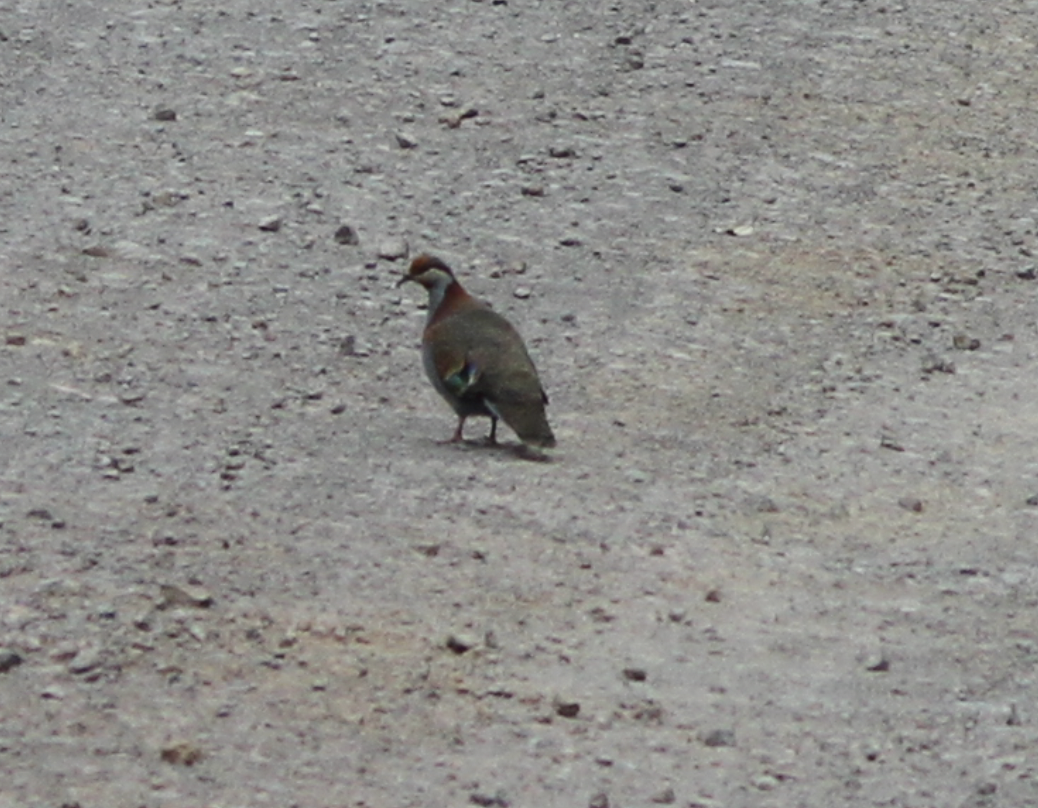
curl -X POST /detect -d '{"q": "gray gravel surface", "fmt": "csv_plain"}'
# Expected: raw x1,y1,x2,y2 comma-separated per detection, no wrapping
3,1,1038,806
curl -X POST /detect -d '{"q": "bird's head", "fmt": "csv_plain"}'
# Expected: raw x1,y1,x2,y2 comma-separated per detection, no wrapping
397,254,456,290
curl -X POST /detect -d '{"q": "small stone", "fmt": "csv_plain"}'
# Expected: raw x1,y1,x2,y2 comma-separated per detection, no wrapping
513,286,532,299
554,697,581,718
669,182,685,193
588,792,609,808
952,333,981,350
704,588,722,603
559,236,583,247
520,185,545,197
879,433,905,452
446,633,478,654
549,145,576,158
377,238,409,260
866,655,891,672
161,741,203,766
1026,494,1038,507
700,728,736,747
158,583,214,610
0,648,24,673
752,774,779,791
334,224,360,245
622,667,647,682
921,354,955,374
68,646,103,674
395,131,418,149
623,51,645,70
651,787,677,804
5,333,26,346
153,107,177,121
469,792,509,807
82,245,110,257
258,215,282,232
898,497,924,513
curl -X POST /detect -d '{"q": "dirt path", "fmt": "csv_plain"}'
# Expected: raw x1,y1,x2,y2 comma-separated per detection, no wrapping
2,1,1038,805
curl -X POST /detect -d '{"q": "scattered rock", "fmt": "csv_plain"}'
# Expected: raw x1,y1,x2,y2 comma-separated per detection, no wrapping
377,238,409,260
158,583,214,610
395,131,418,149
513,286,532,299
752,774,779,791
879,433,905,452
651,787,677,804
68,646,103,675
82,245,110,257
704,588,722,603
152,106,177,121
334,224,360,245
469,791,509,807
588,792,610,808
700,728,736,747
6,333,27,346
446,633,478,654
952,333,981,350
866,655,891,672
520,185,545,197
622,667,647,682
258,215,282,232
553,697,581,718
921,353,955,374
0,648,24,673
548,145,576,158
161,741,203,766
898,497,924,513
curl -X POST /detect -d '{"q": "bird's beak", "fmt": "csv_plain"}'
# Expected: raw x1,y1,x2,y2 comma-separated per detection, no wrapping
396,274,412,288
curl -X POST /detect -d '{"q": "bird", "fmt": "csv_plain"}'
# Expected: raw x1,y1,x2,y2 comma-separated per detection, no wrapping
397,254,556,450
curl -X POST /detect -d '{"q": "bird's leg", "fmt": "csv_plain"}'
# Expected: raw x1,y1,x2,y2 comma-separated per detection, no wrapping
486,416,499,445
451,416,466,443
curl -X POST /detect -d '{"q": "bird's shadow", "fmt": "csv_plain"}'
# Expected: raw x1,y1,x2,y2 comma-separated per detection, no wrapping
427,437,553,462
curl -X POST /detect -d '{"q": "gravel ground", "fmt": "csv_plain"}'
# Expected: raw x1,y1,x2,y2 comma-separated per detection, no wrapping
3,1,1038,806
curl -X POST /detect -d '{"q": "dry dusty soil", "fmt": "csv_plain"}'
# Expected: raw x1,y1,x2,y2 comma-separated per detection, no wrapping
4,1,1038,806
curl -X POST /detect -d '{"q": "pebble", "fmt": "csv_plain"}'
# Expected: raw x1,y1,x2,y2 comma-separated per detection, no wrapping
161,741,203,766
334,224,360,245
952,333,981,350
158,583,214,610
752,774,779,791
651,787,676,804
0,648,24,673
513,286,532,299
553,697,581,718
378,238,409,260
548,145,576,158
68,646,103,674
588,793,609,808
445,633,478,654
622,667,648,682
258,215,282,232
152,106,177,121
897,497,924,513
700,728,736,747
395,131,418,149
